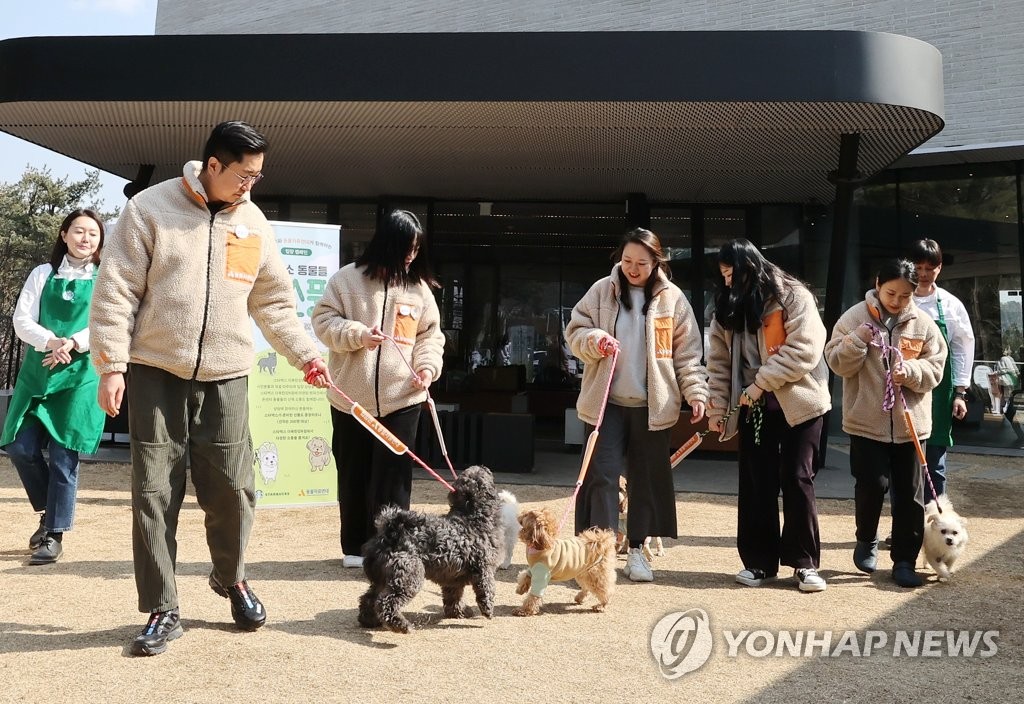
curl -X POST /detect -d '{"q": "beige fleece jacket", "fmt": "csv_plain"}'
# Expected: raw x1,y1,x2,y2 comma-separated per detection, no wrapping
90,162,319,381
565,264,708,431
707,282,831,430
311,262,445,417
825,290,948,443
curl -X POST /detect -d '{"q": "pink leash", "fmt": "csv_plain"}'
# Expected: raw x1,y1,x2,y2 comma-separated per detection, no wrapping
863,324,942,510
381,333,458,481
556,347,619,534
307,368,454,492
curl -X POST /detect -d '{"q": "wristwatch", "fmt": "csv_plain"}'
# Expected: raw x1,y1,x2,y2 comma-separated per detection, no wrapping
954,390,968,400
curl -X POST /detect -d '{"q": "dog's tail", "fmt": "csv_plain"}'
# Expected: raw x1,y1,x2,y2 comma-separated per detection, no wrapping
578,527,617,564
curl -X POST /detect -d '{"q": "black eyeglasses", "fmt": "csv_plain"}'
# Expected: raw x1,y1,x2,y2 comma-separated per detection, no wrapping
223,163,264,188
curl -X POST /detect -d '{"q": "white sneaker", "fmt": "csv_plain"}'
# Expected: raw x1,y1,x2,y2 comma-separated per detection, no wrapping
342,554,364,568
624,548,654,582
795,567,827,592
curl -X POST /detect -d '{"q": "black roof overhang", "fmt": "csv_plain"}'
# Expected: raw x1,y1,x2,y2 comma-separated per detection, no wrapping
0,30,944,203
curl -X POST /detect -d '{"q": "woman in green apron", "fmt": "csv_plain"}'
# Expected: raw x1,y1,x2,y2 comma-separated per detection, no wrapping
1,209,107,565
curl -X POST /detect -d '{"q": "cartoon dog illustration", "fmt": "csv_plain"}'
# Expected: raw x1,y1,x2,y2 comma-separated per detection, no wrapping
255,442,279,484
306,436,331,471
257,351,277,375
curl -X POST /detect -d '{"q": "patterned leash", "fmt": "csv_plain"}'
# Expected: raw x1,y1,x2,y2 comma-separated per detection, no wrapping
670,401,743,468
381,333,458,481
556,347,619,535
863,324,943,510
306,367,454,492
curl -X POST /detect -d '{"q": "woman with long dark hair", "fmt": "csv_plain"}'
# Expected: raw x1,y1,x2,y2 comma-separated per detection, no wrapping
1,208,107,565
707,239,831,592
565,227,707,583
312,209,446,568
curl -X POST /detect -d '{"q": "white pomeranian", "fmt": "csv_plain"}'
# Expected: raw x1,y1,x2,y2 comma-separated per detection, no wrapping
922,495,969,582
497,490,520,569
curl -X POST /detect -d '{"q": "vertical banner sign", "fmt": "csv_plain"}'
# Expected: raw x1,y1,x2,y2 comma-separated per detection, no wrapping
249,221,340,507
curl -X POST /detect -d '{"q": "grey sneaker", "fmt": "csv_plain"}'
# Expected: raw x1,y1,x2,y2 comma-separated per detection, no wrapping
795,567,827,592
624,548,654,582
29,513,47,551
735,568,777,587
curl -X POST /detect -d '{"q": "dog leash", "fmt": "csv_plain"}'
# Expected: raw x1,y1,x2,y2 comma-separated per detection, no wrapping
381,332,458,481
864,324,943,511
670,401,743,468
556,346,619,535
306,367,454,492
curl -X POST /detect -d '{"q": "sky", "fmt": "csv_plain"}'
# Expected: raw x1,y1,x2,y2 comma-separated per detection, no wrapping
0,0,159,210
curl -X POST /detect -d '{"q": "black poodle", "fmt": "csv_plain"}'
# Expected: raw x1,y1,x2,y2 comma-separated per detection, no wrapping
358,465,502,633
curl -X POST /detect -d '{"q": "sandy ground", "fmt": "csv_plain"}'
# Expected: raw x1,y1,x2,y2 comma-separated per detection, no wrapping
1,455,1021,704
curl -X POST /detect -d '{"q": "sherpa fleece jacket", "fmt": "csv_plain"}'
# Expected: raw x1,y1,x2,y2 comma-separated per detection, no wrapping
566,264,708,431
825,290,948,444
707,282,831,430
90,161,320,381
311,262,445,418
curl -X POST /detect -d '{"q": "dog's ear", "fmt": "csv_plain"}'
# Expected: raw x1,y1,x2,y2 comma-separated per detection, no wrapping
522,511,553,551
925,512,938,526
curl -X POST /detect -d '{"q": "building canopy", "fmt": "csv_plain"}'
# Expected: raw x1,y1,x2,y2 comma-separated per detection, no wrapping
0,30,943,203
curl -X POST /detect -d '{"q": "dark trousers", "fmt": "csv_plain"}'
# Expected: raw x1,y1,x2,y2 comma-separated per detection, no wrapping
331,404,420,556
128,364,254,613
575,404,675,543
849,435,923,564
737,408,823,572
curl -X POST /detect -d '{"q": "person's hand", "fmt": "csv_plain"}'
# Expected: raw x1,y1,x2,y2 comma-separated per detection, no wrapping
689,401,706,423
44,336,68,352
892,364,909,386
708,416,724,433
302,358,332,388
596,334,619,357
361,326,385,350
412,369,433,390
98,372,125,417
855,324,875,344
42,339,75,368
953,396,968,420
740,383,764,406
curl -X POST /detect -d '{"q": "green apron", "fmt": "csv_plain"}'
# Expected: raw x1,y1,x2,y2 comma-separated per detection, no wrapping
927,295,954,448
0,269,107,453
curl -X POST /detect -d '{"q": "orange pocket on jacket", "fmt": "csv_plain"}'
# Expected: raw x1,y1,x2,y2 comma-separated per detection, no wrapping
899,337,924,360
654,317,673,359
762,310,787,355
392,304,418,347
225,233,261,284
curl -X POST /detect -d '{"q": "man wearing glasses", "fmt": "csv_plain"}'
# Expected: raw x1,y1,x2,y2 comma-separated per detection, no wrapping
90,121,332,656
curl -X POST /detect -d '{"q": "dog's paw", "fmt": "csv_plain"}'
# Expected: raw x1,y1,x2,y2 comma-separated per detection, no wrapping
498,562,512,570
443,603,472,619
591,603,606,613
512,606,536,617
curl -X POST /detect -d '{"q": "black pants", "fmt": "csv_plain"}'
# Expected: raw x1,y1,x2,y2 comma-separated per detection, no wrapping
575,404,675,542
331,404,421,556
849,435,923,564
737,407,823,572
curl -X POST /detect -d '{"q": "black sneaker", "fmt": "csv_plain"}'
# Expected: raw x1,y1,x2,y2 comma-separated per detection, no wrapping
29,513,47,551
28,536,63,565
209,574,267,631
130,609,183,656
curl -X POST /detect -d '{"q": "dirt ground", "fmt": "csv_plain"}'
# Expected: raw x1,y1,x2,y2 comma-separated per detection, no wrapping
1,455,1021,704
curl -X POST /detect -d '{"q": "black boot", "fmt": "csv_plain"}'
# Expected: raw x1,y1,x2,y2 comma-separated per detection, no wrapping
853,539,878,574
892,561,923,588
209,574,267,630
